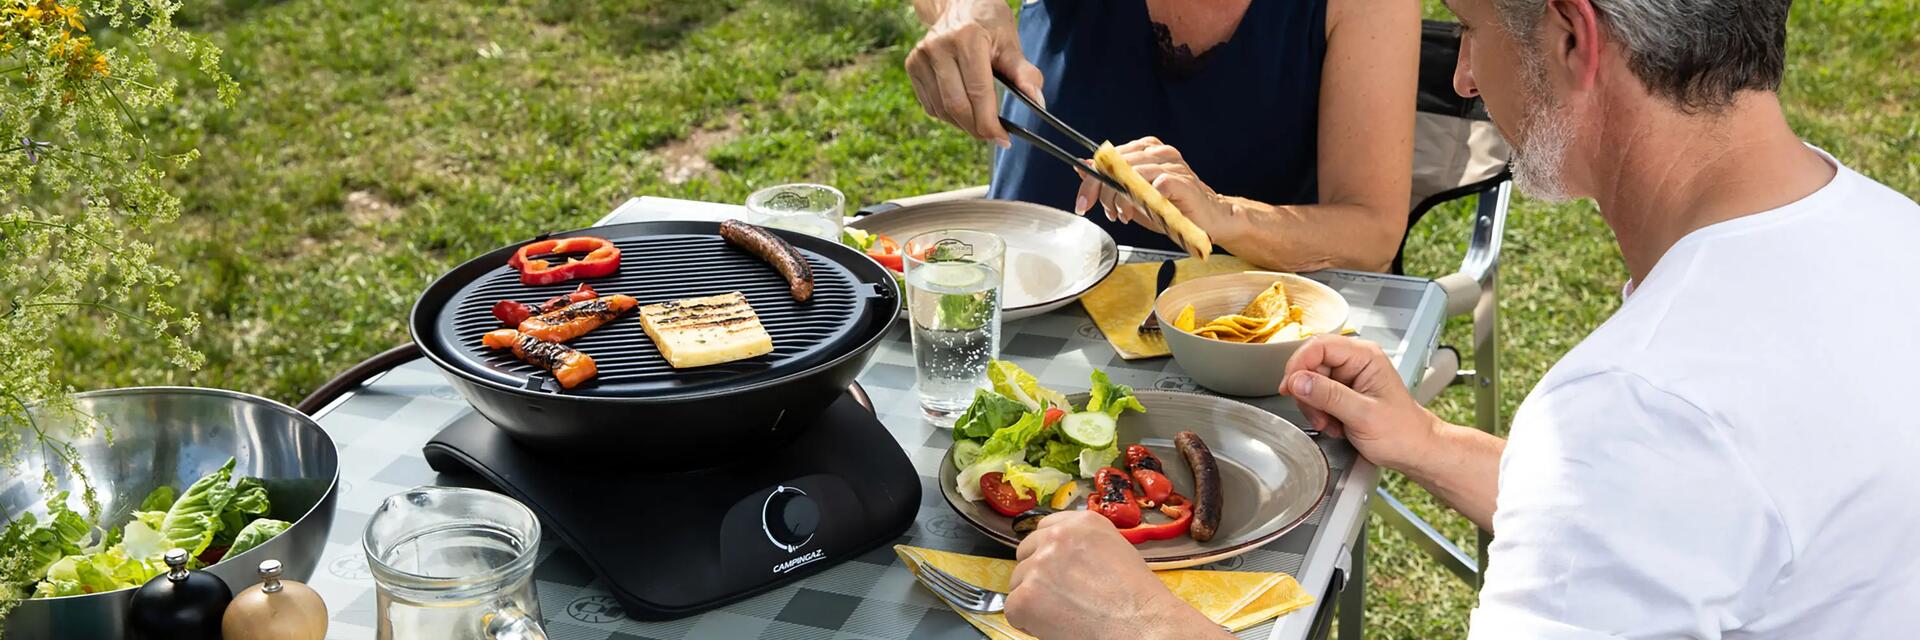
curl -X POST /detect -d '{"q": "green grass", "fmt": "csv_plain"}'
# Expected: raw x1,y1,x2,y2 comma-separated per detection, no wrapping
51,0,1920,637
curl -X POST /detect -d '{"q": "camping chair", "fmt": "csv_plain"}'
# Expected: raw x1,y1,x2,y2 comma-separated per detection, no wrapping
862,18,1512,638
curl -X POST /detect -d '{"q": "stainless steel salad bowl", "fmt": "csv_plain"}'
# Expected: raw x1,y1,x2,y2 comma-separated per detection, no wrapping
1,387,339,640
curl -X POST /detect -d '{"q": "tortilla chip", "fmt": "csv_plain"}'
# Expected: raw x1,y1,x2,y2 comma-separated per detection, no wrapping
1173,304,1197,332
1239,282,1292,320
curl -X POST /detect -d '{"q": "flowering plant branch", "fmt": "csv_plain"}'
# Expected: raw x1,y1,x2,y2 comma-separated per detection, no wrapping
1,0,235,623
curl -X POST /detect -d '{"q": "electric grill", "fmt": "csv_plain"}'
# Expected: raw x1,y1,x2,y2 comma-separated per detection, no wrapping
410,220,900,463
409,220,920,619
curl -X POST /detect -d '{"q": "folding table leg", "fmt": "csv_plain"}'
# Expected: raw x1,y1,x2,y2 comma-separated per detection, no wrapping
1338,524,1366,640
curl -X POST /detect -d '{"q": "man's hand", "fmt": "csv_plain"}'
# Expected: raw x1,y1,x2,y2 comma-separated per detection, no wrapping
907,0,1044,147
1281,336,1441,470
1006,511,1224,639
1074,137,1236,240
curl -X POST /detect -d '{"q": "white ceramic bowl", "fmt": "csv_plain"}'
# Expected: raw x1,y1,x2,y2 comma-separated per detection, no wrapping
1153,272,1350,397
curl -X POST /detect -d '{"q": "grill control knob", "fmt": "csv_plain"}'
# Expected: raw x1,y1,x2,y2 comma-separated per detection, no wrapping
762,486,818,552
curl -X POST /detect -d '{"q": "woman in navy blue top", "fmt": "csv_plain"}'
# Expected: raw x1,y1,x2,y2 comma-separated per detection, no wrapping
908,0,1418,272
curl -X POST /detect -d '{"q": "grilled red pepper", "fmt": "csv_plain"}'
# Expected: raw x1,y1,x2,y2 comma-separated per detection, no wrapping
1125,444,1175,506
1092,466,1196,544
492,283,599,326
509,237,621,285
1089,467,1143,529
1118,494,1193,544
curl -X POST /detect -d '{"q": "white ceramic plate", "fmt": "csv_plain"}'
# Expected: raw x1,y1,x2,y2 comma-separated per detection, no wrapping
848,200,1119,321
939,391,1331,569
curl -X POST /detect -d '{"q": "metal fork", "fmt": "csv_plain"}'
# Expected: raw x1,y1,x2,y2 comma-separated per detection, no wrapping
914,562,1007,614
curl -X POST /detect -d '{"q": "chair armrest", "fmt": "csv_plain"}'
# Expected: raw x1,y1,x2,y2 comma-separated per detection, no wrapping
857,185,990,215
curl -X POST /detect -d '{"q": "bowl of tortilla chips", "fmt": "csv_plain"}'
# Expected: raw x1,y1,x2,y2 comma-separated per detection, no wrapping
1153,272,1350,396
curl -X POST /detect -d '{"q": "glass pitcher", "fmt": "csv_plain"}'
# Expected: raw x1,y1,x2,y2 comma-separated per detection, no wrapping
363,486,547,640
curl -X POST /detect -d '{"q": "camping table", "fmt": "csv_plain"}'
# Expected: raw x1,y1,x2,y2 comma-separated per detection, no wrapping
299,197,1446,639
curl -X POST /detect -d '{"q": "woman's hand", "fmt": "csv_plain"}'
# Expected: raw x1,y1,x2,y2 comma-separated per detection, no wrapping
1005,511,1227,639
1074,137,1238,240
906,0,1046,147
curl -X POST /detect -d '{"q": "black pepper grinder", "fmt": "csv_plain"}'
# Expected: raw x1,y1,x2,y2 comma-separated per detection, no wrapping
128,547,233,640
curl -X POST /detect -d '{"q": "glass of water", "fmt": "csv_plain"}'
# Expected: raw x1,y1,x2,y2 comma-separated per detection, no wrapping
904,229,1005,425
746,183,845,240
364,487,547,640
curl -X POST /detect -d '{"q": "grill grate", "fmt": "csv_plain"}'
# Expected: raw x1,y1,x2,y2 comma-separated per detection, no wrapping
429,232,882,397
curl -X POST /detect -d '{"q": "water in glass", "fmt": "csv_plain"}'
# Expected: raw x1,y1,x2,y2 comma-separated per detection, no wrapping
905,231,1005,425
747,183,844,240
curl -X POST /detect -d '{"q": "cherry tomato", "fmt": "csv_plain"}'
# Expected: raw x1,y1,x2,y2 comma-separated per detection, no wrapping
1132,469,1174,506
1042,408,1066,429
980,472,1037,517
865,234,903,272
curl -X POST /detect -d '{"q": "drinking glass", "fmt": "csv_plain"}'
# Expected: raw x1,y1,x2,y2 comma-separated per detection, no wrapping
904,229,1005,425
363,487,547,640
746,183,845,240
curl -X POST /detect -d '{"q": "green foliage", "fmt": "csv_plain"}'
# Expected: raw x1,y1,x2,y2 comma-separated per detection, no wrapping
2,0,234,625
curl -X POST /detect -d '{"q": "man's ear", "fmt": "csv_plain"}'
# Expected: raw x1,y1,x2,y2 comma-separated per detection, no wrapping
1544,0,1605,92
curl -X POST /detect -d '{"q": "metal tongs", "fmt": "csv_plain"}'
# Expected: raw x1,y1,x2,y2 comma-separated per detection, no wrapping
991,70,1136,204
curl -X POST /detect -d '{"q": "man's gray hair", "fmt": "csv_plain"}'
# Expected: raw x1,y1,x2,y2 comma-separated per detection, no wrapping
1490,0,1792,112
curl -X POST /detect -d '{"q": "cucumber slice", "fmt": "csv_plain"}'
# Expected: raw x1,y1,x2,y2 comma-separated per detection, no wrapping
951,439,985,470
1059,412,1117,449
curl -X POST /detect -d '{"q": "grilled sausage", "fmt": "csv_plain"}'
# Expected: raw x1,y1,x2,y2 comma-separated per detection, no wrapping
1175,431,1222,542
518,294,638,343
720,219,814,301
482,329,598,389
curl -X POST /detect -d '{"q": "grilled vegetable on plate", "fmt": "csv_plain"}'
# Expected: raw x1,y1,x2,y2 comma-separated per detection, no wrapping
936,361,1333,569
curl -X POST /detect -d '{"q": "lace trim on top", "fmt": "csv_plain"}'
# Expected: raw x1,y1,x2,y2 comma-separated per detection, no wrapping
1151,21,1223,80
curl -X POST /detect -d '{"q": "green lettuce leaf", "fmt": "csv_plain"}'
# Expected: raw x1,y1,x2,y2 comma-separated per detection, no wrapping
137,486,177,513
1086,370,1147,419
1001,463,1072,501
987,361,1069,411
952,390,1029,440
161,458,238,557
955,411,1050,501
1077,446,1120,479
226,519,291,558
121,516,168,562
3,493,94,581
1038,440,1083,476
215,477,272,548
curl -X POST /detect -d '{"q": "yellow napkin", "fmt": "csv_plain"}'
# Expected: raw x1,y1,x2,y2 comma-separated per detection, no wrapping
1079,255,1257,359
894,545,1315,639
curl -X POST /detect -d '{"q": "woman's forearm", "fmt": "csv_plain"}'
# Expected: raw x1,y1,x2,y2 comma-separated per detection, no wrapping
1209,197,1404,273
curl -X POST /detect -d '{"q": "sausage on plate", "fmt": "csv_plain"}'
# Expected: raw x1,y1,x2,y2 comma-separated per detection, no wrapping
1175,431,1223,542
720,219,814,301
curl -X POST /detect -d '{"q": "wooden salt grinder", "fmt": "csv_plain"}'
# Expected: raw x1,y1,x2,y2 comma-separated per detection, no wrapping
221,559,329,640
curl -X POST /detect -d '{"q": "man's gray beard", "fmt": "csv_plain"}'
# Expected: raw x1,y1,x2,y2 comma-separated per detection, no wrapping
1498,55,1576,202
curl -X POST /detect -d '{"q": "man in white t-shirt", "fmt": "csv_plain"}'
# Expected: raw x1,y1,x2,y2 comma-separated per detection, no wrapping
1001,0,1920,637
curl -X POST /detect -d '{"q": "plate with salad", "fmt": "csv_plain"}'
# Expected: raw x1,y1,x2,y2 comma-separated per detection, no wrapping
938,361,1331,569
844,199,1117,321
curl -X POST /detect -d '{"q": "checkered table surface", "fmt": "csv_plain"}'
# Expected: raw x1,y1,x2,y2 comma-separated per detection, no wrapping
304,247,1445,640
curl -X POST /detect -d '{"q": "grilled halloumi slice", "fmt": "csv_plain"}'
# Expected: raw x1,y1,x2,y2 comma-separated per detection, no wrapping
639,292,775,368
